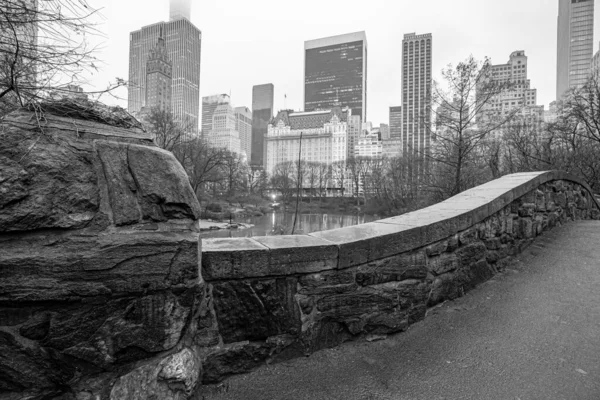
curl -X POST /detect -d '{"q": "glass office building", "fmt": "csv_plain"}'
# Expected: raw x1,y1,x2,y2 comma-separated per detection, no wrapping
251,83,274,168
556,0,595,98
304,31,367,122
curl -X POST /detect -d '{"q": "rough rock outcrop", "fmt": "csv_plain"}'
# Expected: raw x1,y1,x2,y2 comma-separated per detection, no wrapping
0,106,202,399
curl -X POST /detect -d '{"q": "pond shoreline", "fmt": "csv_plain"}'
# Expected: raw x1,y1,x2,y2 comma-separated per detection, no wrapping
198,211,378,239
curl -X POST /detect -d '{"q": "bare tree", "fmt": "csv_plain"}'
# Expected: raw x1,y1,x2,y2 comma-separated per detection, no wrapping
0,0,124,115
560,72,600,145
270,161,296,202
428,55,518,198
179,138,228,195
142,107,191,152
316,162,330,199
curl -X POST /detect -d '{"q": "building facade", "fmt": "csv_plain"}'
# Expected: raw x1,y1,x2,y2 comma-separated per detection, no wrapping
128,0,201,132
145,30,172,112
304,32,367,122
382,138,402,158
380,123,390,140
235,106,252,159
401,32,432,158
557,0,595,98
201,94,230,138
592,47,600,76
265,108,350,175
389,106,402,140
355,131,382,158
251,83,274,168
205,102,241,154
346,114,362,159
479,50,544,135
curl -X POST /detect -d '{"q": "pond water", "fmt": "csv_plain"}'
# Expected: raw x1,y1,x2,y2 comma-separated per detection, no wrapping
199,211,379,239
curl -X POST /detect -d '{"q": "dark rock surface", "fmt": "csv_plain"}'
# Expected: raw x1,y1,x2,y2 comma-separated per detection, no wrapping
0,106,202,399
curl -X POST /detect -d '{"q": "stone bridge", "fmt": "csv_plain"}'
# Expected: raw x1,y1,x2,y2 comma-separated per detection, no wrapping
1,109,599,399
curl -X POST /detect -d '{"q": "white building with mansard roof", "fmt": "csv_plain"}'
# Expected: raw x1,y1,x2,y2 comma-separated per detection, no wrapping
265,107,350,175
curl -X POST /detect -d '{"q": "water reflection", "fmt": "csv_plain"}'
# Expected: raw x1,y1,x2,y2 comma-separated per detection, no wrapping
199,212,378,239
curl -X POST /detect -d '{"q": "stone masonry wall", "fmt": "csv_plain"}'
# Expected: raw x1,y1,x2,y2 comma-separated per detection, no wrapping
198,173,600,385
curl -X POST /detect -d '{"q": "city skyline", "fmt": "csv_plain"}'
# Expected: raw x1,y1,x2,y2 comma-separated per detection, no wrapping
90,0,600,127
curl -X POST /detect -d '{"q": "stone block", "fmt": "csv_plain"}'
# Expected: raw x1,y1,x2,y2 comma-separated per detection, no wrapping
110,348,201,399
456,242,487,266
201,238,269,280
553,192,567,208
427,252,459,275
202,339,298,384
463,260,495,290
518,203,536,217
253,235,339,275
298,269,357,296
0,232,200,302
211,278,301,343
458,227,478,245
425,240,448,257
484,237,502,250
517,217,534,239
355,251,427,286
311,223,426,268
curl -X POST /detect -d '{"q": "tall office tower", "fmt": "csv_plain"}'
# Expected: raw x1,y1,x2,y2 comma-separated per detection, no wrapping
346,114,362,158
145,30,172,112
235,106,252,159
479,51,544,134
380,124,390,140
128,0,201,131
206,102,241,154
557,0,594,98
389,106,402,140
201,94,230,137
304,31,368,121
401,33,432,158
251,84,274,168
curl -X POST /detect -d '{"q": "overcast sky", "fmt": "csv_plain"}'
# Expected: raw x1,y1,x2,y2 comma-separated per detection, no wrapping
89,0,600,126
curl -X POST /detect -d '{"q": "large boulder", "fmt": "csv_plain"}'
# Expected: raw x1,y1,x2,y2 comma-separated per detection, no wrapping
0,104,203,399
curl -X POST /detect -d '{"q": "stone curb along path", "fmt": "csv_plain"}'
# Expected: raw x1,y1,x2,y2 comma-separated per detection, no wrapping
1,105,599,399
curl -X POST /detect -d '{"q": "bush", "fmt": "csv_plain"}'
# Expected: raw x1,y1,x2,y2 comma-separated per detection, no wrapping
206,203,222,212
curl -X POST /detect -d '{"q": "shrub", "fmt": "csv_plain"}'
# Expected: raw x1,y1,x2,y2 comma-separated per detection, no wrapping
206,203,223,212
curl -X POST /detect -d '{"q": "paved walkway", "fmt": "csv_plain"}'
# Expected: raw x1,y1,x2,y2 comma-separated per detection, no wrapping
199,221,600,400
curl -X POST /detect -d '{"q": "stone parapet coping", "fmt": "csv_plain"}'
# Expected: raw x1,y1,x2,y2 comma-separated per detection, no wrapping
201,171,599,280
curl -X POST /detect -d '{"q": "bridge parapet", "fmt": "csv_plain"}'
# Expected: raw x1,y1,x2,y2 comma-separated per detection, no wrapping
199,171,600,384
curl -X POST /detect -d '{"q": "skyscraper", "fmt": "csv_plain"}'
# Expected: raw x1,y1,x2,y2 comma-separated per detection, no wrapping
205,101,241,155
128,0,201,131
401,33,432,158
235,106,252,159
304,31,367,121
557,0,595,98
479,50,544,135
389,106,402,140
145,29,172,112
202,94,230,137
251,84,274,168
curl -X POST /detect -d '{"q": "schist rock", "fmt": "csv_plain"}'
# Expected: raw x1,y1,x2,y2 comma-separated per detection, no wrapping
0,103,202,399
